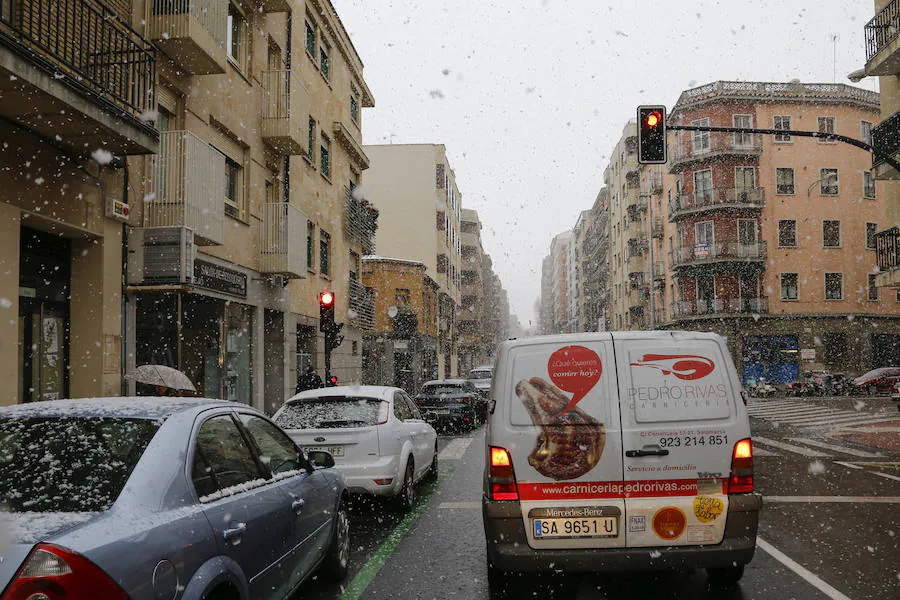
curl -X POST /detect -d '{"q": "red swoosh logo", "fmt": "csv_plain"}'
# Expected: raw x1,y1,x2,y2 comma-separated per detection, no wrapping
630,354,715,381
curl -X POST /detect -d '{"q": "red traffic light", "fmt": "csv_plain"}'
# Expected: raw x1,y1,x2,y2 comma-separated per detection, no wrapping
320,291,334,306
645,111,662,128
330,376,337,384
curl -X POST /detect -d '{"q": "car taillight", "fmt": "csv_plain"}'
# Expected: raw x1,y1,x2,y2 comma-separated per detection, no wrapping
377,402,389,425
489,446,518,501
728,438,754,494
461,396,472,403
1,543,129,600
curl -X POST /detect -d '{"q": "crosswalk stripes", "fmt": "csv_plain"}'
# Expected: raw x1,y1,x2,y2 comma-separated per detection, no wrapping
437,437,474,461
751,436,830,457
746,399,897,431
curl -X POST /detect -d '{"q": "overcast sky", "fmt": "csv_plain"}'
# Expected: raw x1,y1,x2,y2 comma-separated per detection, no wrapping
333,0,878,326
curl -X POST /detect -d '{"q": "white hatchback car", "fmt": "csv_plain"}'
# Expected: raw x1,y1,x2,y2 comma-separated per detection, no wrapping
273,386,438,510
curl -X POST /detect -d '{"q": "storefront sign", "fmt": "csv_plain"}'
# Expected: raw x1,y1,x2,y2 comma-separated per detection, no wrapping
194,260,247,298
800,348,816,361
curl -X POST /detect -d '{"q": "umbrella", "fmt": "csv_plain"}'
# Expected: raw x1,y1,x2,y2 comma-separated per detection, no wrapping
126,365,197,392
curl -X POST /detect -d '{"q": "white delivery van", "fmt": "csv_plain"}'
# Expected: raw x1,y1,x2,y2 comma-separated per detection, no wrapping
483,332,760,590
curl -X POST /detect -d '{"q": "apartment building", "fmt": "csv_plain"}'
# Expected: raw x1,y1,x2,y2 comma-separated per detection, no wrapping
547,230,574,333
657,80,899,381
122,0,375,413
480,253,510,354
360,257,439,393
861,2,900,293
363,144,462,378
642,163,669,328
607,121,648,331
459,209,487,373
582,189,611,331
572,210,593,332
539,255,555,334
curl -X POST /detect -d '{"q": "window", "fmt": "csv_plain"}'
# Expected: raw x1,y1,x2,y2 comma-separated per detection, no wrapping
319,39,331,80
695,220,714,246
306,220,315,271
305,20,316,57
307,118,316,162
692,118,710,153
863,222,878,251
224,157,242,218
774,167,795,195
861,121,873,146
868,274,879,301
320,133,331,179
733,115,752,147
734,166,755,193
774,115,791,142
780,273,798,301
863,171,876,199
191,416,263,500
817,116,835,142
825,272,843,300
226,3,247,71
820,168,838,195
437,253,448,273
237,414,301,476
395,288,410,305
778,220,797,247
823,220,841,248
320,230,330,276
693,169,712,202
350,89,360,124
897,290,900,303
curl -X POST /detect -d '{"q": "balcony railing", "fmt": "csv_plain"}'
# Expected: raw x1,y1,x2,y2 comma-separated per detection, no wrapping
147,131,225,245
651,217,664,238
349,277,375,331
873,110,900,171
671,240,767,268
670,132,762,170
261,70,309,155
668,187,765,221
652,263,665,279
1,0,156,118
865,0,900,62
876,227,900,271
260,202,306,278
150,0,226,75
344,187,378,255
671,297,769,319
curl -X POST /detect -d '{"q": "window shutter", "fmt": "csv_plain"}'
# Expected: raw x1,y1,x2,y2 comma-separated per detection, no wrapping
208,124,244,163
156,85,178,114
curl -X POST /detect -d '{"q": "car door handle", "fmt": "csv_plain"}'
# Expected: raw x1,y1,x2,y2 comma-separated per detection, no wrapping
626,449,670,457
292,499,305,515
223,522,247,544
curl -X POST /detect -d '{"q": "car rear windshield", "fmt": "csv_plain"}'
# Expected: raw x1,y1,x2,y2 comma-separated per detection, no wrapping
468,370,492,380
857,369,887,380
275,397,384,429
0,418,160,513
422,385,466,395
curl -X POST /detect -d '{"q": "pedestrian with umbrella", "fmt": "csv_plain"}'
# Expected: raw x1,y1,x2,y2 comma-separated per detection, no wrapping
126,365,198,397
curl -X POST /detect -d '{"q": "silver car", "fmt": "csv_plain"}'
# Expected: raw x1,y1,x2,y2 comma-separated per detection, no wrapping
467,365,494,397
0,397,350,600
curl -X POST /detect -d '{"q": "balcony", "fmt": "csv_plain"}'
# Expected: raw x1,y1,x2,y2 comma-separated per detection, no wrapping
146,131,224,245
669,132,762,172
349,277,375,331
255,0,291,12
872,110,900,179
333,120,369,169
875,227,900,288
671,297,769,320
865,0,900,75
625,169,640,188
344,187,378,255
651,217,664,238
671,240,767,270
628,234,648,255
261,70,309,155
259,202,306,278
668,187,765,221
0,0,157,155
652,263,665,280
150,0,226,75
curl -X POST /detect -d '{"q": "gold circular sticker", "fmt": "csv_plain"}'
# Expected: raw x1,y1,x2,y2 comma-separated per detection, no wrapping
693,496,724,523
652,506,686,540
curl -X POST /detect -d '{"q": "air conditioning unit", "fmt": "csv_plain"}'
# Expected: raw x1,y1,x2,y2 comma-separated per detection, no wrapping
127,226,195,285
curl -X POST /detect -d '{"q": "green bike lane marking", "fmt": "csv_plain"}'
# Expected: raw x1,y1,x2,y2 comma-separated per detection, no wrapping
338,447,469,600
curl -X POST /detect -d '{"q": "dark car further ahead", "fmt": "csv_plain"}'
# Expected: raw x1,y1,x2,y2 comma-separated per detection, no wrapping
852,367,900,395
415,379,485,431
0,398,350,600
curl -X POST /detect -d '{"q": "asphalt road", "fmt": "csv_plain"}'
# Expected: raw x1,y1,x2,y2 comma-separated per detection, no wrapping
299,396,900,600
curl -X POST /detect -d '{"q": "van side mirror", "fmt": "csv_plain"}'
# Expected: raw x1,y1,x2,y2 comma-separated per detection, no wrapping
489,398,497,414
306,450,335,469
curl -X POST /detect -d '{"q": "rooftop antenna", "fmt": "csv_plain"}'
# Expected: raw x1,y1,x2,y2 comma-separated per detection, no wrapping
832,33,839,83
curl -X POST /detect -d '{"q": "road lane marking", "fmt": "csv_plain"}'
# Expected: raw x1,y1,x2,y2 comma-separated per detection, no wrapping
763,495,900,503
438,501,481,509
752,436,830,457
756,537,852,600
787,438,882,457
438,437,474,461
873,471,900,482
834,461,864,470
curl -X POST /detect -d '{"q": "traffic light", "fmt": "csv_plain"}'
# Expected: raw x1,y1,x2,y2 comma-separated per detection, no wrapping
637,105,667,164
319,291,335,332
327,375,338,387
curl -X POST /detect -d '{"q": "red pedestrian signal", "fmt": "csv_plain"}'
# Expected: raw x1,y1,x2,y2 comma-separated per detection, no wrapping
320,291,335,332
637,105,667,164
329,376,338,386
320,291,334,307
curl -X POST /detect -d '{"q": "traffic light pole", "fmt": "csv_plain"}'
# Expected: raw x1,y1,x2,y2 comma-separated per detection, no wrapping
667,125,900,173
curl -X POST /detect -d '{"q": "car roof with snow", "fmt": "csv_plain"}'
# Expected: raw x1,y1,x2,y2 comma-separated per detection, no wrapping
422,379,469,386
286,386,398,403
0,397,236,420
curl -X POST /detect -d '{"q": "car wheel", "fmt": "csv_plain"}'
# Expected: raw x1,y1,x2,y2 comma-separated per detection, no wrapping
321,500,351,581
424,444,438,482
396,461,416,511
707,565,745,587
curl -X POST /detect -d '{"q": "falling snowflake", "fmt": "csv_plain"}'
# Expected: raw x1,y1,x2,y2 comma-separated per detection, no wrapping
0,298,11,309
91,149,114,165
808,461,826,475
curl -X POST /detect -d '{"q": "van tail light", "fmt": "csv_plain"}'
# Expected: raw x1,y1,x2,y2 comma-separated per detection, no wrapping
377,401,390,425
489,446,518,501
1,543,129,600
728,438,754,494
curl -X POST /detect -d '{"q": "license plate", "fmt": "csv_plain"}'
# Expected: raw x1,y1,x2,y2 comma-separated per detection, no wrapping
533,517,618,539
304,446,345,458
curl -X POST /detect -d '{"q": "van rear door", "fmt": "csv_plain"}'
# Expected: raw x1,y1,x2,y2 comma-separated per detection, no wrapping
502,335,625,549
613,332,748,547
